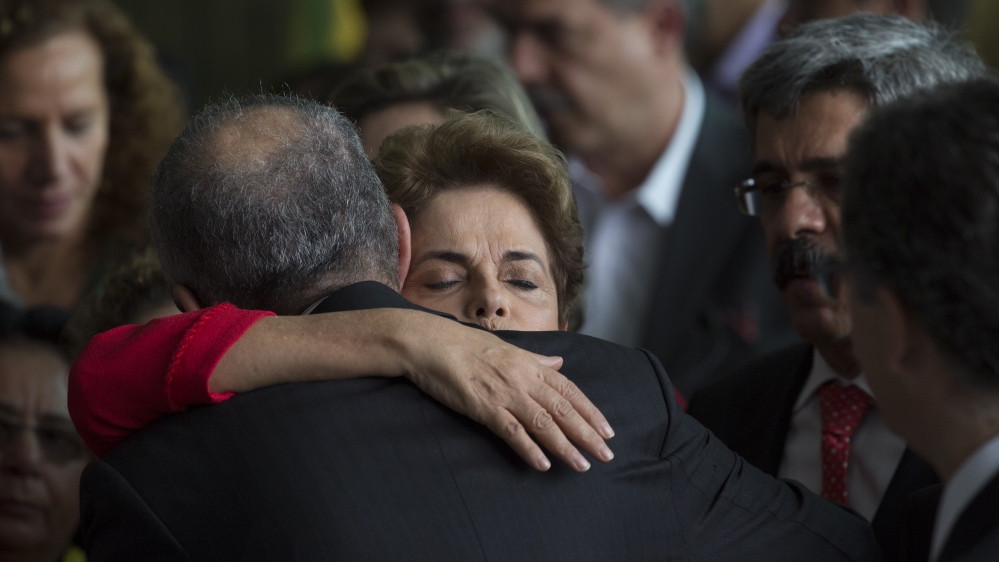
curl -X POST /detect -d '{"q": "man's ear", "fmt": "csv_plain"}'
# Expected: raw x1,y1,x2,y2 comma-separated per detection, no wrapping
641,0,686,57
391,203,412,288
172,285,204,313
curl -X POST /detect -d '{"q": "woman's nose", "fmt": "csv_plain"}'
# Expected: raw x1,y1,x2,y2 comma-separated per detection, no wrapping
468,281,509,322
28,127,71,187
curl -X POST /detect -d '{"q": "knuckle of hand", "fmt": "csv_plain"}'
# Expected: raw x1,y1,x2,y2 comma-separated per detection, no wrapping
531,410,554,431
552,397,574,418
559,378,581,400
501,419,524,438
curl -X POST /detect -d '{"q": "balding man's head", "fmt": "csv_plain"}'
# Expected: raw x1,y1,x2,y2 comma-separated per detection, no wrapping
150,95,399,315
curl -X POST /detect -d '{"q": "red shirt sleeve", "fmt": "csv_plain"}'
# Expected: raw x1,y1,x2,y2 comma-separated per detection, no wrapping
68,303,274,457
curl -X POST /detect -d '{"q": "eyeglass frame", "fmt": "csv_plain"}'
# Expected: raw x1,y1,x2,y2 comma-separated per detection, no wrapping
733,177,815,217
0,410,89,464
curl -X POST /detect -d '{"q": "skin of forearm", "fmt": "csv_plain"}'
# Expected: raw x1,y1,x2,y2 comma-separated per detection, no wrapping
208,309,418,394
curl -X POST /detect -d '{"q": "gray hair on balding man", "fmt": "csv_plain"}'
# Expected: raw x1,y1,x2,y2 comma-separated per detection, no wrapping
149,94,400,315
740,13,989,138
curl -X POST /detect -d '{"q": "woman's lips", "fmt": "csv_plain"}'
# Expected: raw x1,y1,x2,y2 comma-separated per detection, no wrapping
19,194,72,219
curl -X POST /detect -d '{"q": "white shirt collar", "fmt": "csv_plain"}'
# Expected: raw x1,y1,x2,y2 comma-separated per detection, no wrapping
793,348,875,413
930,432,999,561
572,68,706,227
635,69,706,226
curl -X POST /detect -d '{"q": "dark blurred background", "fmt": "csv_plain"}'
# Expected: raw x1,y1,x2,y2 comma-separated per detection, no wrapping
109,0,996,114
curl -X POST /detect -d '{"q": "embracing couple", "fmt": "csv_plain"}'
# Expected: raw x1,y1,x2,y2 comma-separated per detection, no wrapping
72,96,877,561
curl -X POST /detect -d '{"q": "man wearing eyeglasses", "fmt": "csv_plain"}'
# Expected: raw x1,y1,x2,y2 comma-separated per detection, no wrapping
0,330,90,562
686,13,988,561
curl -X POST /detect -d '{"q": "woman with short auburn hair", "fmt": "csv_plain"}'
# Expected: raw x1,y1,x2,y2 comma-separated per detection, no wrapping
377,111,583,326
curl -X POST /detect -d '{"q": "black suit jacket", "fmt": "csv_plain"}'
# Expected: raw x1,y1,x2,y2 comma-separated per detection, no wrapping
688,344,940,562
640,91,797,396
904,473,999,562
80,282,878,561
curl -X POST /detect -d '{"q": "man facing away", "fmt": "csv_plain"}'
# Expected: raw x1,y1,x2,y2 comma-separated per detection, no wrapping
686,14,989,561
844,78,999,562
497,0,795,395
78,95,879,561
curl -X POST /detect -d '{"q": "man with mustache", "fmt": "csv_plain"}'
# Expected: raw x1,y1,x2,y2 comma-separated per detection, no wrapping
498,0,795,396
686,14,988,561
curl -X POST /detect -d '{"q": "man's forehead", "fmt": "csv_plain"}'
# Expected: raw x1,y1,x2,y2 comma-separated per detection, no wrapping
0,346,71,421
753,89,869,171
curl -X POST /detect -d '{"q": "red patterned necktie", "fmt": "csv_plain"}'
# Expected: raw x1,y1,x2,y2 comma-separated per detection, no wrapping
819,381,873,505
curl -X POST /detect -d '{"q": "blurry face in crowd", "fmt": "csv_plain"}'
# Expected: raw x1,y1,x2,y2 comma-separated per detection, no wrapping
0,341,88,560
780,0,926,31
357,102,445,159
0,31,111,245
402,185,563,331
752,89,868,345
502,0,678,157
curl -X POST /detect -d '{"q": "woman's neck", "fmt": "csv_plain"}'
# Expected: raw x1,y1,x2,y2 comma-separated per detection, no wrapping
1,225,95,309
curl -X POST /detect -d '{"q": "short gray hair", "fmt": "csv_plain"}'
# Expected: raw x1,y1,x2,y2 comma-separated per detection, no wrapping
149,94,399,315
740,14,989,137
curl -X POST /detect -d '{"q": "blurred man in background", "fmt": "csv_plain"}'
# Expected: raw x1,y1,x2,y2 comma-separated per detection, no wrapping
689,0,785,99
499,0,794,396
686,14,989,561
844,78,999,562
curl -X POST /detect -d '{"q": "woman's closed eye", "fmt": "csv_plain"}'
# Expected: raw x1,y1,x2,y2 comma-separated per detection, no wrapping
424,278,462,291
507,279,539,290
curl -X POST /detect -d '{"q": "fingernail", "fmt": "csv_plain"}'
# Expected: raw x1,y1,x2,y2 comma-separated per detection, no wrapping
601,423,615,439
599,445,614,462
575,456,591,472
538,456,552,471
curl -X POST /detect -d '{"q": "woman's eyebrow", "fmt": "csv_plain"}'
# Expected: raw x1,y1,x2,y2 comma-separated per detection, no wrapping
416,251,468,267
503,251,545,267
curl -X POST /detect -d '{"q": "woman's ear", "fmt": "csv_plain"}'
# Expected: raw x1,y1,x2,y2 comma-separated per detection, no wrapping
172,285,203,313
392,203,413,288
559,321,569,332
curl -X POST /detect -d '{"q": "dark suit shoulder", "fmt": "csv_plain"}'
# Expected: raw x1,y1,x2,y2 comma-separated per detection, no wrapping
689,343,812,416
686,343,812,474
690,91,753,189
941,473,999,562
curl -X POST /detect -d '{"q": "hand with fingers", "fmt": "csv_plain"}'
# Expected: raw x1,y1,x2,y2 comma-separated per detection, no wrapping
398,317,615,473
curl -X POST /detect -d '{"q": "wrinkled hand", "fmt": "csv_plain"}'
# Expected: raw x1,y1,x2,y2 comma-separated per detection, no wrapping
397,312,615,472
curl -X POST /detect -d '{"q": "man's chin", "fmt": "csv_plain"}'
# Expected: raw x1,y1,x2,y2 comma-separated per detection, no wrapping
783,288,851,344
780,278,834,307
